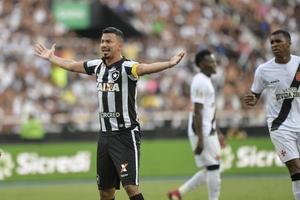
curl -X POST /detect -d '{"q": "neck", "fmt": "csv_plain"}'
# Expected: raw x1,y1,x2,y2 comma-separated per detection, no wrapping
105,55,122,66
275,54,291,64
202,70,211,77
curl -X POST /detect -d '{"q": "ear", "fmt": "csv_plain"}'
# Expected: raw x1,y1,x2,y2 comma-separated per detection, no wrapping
118,41,123,51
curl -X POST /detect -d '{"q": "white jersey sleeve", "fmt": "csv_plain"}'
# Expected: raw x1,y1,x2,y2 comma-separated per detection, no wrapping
251,66,267,94
191,76,206,104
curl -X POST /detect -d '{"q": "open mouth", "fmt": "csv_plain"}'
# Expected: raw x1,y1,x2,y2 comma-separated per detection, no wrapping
102,49,110,54
272,49,281,54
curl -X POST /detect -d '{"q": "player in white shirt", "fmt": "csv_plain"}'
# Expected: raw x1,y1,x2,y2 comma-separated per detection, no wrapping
244,30,300,200
168,50,224,200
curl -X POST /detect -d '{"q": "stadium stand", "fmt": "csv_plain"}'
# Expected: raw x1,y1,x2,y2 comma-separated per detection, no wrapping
1,0,300,135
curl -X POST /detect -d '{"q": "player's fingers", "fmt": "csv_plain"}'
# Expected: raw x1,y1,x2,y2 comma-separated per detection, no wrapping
34,48,42,55
244,98,253,103
246,101,255,106
175,52,185,64
51,43,56,51
243,98,250,103
244,95,255,101
36,43,45,50
34,51,42,57
35,44,44,53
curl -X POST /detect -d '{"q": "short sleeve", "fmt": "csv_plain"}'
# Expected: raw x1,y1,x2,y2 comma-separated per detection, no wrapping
251,66,266,94
190,78,206,104
124,60,139,81
84,59,102,75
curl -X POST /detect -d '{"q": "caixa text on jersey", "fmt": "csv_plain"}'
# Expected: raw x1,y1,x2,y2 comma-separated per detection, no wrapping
97,82,120,92
100,112,121,118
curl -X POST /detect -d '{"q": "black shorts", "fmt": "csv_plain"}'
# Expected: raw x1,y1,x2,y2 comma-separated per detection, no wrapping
96,126,141,190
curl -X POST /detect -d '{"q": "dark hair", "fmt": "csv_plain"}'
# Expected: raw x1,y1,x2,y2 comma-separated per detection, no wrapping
102,27,124,40
195,49,212,66
271,29,291,42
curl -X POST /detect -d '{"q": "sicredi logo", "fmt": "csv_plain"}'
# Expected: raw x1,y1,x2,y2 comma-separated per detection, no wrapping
0,150,91,180
0,149,14,180
219,145,284,172
100,112,121,118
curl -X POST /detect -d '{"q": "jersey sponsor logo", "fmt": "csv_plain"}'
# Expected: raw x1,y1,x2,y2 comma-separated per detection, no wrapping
100,112,121,118
269,79,280,84
276,87,300,101
97,82,120,92
111,70,120,81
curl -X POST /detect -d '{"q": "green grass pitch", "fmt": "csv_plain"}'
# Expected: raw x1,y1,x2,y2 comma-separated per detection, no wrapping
0,138,292,199
0,176,293,200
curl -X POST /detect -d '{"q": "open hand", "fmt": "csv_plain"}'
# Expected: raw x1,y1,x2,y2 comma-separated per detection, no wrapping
34,43,56,60
169,52,185,67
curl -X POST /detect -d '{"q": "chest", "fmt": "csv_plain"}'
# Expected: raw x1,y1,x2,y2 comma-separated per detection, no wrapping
96,66,122,83
96,66,123,92
263,65,299,90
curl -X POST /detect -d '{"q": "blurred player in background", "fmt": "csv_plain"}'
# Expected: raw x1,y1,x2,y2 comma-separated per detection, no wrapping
168,50,224,200
244,29,300,200
34,27,185,200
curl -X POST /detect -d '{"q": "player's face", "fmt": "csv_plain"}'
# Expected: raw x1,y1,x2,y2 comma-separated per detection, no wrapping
100,33,122,59
270,33,290,58
201,54,217,75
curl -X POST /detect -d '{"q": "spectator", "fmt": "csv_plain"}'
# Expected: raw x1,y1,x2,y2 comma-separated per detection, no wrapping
1,0,300,134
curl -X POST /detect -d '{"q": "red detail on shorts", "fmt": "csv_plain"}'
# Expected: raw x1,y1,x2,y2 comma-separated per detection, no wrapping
296,72,300,81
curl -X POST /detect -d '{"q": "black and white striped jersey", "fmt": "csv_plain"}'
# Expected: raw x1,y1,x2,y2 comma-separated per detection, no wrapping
84,57,140,133
251,55,300,132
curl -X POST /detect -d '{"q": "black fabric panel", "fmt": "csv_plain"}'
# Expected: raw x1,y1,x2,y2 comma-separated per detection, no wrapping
271,63,300,131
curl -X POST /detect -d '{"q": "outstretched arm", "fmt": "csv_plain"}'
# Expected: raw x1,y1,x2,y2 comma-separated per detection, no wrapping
136,52,185,76
34,43,86,74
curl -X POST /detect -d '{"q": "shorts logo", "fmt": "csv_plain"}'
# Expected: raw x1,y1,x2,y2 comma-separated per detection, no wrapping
96,174,100,184
296,72,300,82
111,70,119,81
280,150,287,157
120,163,128,173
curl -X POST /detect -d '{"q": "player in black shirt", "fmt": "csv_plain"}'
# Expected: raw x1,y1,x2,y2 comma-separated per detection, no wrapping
34,27,185,200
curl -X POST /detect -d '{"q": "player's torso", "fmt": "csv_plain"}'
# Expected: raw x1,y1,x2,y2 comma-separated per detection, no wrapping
189,73,216,136
260,56,300,130
95,59,138,132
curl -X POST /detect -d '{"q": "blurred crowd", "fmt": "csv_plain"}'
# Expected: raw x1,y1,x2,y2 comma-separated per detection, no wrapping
1,0,300,134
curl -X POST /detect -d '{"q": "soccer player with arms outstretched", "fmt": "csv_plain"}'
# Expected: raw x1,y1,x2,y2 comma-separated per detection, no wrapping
244,30,300,200
34,27,185,200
